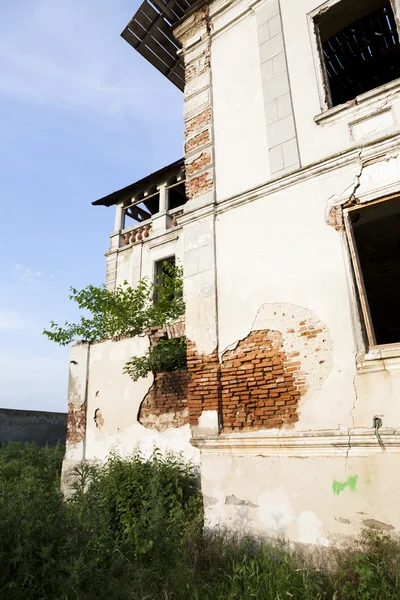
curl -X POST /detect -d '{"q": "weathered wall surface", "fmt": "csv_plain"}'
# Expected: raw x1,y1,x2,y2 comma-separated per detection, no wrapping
66,0,400,543
281,0,400,167
138,370,190,431
200,450,400,545
62,335,199,492
0,409,67,446
113,226,184,290
211,12,270,198
206,0,400,200
172,0,400,546
87,336,196,462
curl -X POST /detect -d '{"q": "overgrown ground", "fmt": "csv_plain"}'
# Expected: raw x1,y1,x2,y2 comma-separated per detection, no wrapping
0,443,399,599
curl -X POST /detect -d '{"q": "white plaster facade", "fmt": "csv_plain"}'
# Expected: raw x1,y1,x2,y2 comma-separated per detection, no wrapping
62,336,199,489
63,0,400,546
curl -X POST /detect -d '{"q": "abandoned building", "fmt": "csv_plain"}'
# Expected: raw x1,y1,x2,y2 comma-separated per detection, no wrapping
63,0,400,546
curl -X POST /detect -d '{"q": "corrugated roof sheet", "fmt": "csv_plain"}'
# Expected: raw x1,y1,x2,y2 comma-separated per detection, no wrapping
121,0,199,90
92,158,185,207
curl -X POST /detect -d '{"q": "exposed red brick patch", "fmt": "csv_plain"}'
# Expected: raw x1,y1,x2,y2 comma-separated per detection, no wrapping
178,4,214,202
67,401,87,445
187,342,220,425
185,108,212,138
186,328,310,431
185,129,211,153
186,172,214,199
186,152,212,177
220,330,303,431
138,370,190,431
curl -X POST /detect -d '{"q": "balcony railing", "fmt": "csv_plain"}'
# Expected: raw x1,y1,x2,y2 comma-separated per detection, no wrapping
123,223,152,246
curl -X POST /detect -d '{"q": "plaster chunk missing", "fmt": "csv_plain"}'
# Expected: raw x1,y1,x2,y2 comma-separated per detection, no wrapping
203,494,218,508
221,329,303,431
225,494,258,508
363,518,394,532
67,401,87,445
94,408,104,429
187,303,332,431
138,370,190,431
252,303,333,404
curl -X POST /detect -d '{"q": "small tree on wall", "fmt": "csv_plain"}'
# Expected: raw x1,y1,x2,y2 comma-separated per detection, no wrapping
123,337,187,382
43,262,187,378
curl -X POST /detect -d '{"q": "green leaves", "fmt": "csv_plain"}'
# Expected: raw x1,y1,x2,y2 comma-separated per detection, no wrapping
92,449,201,563
2,444,400,600
43,263,185,346
123,337,187,381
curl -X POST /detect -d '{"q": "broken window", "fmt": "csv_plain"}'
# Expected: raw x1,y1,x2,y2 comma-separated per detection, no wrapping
167,181,188,211
154,256,176,304
124,192,160,227
345,195,400,346
315,0,400,107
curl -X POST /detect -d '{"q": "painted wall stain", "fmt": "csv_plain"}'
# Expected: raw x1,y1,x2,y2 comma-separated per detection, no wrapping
225,494,258,508
363,518,394,531
336,517,351,525
332,475,358,495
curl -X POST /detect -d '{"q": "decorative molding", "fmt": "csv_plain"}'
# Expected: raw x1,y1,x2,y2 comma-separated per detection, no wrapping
148,229,180,249
210,0,263,41
357,345,400,374
177,131,400,228
216,132,400,216
191,428,400,457
314,79,400,127
180,202,216,225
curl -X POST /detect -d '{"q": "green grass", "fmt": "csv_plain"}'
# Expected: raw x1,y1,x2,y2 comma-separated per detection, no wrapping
0,442,399,600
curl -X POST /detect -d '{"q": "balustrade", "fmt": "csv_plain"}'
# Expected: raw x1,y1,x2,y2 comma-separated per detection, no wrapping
122,224,151,246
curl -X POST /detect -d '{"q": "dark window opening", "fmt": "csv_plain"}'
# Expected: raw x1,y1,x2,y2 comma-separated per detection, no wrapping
316,0,400,107
124,193,160,227
168,182,188,211
154,256,176,304
347,196,400,345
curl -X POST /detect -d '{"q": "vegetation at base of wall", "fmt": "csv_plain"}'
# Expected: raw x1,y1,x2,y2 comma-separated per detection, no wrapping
43,262,184,346
123,337,187,381
2,442,400,600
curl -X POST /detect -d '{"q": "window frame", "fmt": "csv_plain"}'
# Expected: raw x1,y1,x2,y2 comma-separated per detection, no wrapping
344,193,400,350
153,255,176,304
308,0,400,114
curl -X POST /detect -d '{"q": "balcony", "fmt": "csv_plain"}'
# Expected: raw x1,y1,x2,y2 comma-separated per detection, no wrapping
92,159,187,252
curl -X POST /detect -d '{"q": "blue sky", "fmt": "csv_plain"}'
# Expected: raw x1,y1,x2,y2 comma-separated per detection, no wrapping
0,0,183,412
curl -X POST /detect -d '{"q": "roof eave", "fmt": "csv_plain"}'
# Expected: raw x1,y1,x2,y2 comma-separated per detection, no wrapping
92,158,185,207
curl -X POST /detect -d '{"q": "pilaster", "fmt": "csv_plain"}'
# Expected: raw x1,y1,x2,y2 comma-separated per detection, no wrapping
174,8,220,435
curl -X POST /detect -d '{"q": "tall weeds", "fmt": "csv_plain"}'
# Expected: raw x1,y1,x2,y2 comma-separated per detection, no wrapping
0,442,399,600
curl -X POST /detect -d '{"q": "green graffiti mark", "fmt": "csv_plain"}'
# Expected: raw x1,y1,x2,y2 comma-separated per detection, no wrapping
332,475,358,496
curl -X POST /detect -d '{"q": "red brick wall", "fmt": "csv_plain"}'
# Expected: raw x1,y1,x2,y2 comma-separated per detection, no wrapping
176,7,214,202
220,330,301,431
186,329,307,432
187,342,220,425
138,370,190,431
138,324,310,433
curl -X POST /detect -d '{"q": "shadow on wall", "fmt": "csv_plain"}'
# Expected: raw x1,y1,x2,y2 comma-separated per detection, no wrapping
0,408,67,446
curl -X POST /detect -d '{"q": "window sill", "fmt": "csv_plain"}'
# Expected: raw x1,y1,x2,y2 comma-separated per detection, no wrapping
357,343,400,374
314,78,400,127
